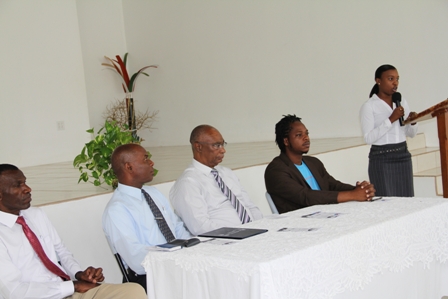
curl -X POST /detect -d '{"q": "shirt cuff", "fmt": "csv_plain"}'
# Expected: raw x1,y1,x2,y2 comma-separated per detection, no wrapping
60,281,75,297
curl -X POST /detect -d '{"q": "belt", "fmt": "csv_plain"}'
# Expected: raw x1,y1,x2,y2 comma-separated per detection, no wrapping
370,145,407,156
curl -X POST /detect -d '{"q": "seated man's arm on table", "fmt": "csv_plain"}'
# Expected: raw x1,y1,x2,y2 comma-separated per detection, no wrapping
307,157,375,203
336,180,375,202
170,177,224,236
265,160,340,210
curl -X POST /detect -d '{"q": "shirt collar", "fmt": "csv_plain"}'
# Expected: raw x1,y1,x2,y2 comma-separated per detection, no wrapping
0,210,19,228
371,93,381,101
371,93,394,109
116,183,145,201
192,158,216,176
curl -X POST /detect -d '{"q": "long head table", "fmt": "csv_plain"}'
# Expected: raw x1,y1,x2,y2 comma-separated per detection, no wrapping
142,197,448,299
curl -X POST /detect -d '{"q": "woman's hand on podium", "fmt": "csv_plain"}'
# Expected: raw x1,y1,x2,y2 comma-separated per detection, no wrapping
405,111,418,125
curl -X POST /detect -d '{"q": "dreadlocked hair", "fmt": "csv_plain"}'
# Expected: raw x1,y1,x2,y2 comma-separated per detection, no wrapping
275,114,302,153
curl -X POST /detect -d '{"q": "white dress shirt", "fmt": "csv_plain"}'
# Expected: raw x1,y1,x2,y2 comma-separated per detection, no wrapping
170,159,263,236
360,93,418,145
102,184,192,275
0,208,80,299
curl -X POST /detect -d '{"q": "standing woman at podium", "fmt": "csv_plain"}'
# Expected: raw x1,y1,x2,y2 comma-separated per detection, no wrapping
360,64,418,197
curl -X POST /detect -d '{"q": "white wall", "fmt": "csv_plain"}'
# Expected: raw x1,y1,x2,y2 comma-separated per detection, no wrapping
0,0,90,166
1,0,447,165
316,145,371,184
122,0,448,148
75,0,128,132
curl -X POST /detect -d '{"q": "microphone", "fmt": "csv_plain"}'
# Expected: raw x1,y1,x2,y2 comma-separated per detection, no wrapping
392,92,404,126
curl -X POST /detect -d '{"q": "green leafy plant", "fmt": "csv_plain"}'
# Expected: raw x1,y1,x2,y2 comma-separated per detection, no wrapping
73,120,156,189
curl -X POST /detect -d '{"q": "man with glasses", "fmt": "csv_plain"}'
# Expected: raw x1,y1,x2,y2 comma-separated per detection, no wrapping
170,125,263,236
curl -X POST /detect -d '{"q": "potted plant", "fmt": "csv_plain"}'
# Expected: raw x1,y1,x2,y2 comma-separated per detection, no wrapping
73,53,158,188
73,120,156,189
102,53,158,140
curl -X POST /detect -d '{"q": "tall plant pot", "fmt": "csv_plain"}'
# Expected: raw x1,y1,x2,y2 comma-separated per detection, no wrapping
125,93,139,140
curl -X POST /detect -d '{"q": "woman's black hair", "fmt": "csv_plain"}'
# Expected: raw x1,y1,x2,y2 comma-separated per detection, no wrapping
369,64,397,97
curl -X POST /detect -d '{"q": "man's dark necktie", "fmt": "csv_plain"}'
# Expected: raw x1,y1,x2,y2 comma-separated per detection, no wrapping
16,216,70,281
211,169,251,224
141,189,176,242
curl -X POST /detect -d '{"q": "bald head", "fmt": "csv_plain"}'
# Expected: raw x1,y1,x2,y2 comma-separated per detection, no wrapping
112,144,138,180
190,125,226,168
111,144,155,188
189,125,217,145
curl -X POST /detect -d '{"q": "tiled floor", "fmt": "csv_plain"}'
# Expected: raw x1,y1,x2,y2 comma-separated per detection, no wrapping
23,137,365,206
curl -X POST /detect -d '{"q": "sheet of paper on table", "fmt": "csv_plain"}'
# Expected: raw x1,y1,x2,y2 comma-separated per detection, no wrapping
277,227,320,232
200,238,238,245
301,211,344,219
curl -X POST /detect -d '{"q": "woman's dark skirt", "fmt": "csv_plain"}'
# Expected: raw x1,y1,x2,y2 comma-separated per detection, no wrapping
368,141,414,197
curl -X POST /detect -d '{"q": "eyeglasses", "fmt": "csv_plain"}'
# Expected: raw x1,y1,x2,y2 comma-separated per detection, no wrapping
196,141,227,150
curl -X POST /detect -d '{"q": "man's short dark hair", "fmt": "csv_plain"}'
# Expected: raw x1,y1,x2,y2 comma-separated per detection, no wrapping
111,144,140,181
189,125,214,144
275,114,302,153
0,164,18,176
0,164,19,192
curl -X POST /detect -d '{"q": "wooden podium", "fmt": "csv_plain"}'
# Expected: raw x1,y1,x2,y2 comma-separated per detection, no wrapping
404,99,448,197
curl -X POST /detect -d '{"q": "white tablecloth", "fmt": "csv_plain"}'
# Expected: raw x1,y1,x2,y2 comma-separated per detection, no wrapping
142,197,448,299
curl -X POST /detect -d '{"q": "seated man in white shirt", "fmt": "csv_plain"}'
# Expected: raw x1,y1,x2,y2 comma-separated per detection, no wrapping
102,144,192,292
170,125,263,236
0,164,146,299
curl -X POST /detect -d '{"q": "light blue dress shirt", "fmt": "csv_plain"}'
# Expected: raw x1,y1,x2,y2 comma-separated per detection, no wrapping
102,183,192,274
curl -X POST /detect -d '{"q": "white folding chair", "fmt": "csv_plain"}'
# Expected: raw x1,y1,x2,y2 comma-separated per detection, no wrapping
265,192,279,214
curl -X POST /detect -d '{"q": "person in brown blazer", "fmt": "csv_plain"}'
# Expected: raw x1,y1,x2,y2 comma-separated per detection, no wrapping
264,115,376,213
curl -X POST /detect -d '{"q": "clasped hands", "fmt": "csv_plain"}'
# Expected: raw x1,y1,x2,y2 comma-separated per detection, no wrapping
73,266,104,293
355,181,376,201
